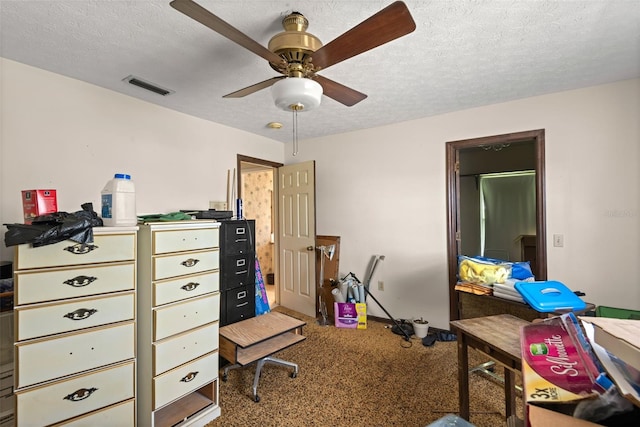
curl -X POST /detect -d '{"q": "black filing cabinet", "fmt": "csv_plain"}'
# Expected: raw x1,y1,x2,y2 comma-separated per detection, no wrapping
219,219,256,326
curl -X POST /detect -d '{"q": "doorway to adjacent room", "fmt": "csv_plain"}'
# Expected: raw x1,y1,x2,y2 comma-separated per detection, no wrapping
238,156,317,318
445,129,548,321
238,155,280,308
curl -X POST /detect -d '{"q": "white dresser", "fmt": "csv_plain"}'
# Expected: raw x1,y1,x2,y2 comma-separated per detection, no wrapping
13,227,138,426
137,221,221,427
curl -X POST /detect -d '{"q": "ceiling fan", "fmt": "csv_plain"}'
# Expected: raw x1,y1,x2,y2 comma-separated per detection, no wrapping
169,0,416,111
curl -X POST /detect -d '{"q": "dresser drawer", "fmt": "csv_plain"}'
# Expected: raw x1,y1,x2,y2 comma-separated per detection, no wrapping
153,352,218,410
153,249,219,281
15,233,136,270
153,227,219,255
153,322,219,376
220,253,255,290
14,261,135,305
0,416,14,427
59,399,134,427
15,361,134,427
16,292,135,341
154,294,220,341
0,367,12,389
154,271,219,306
0,385,14,421
16,322,135,388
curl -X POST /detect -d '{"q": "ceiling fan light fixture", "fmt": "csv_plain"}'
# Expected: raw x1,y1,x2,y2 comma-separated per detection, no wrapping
271,77,322,112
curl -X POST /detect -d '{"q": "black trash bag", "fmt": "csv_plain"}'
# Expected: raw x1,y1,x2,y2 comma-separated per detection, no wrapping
4,203,103,247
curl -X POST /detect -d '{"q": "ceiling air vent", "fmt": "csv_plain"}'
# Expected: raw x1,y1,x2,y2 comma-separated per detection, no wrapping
123,75,174,96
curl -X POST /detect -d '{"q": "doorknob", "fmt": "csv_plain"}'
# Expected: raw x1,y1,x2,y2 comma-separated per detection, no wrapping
307,246,314,251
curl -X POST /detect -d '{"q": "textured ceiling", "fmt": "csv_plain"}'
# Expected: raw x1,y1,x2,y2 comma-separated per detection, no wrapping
1,0,639,143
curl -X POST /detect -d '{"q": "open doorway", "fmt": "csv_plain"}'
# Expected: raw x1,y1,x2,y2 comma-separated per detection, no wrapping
237,155,283,309
446,129,547,321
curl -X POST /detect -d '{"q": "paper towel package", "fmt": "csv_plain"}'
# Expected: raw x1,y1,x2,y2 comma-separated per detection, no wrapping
334,302,367,329
520,313,607,403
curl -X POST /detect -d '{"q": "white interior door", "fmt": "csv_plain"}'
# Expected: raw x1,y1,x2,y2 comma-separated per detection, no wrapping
278,160,316,317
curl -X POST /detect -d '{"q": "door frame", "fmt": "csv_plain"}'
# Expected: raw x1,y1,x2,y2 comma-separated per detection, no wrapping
237,155,283,304
445,129,547,321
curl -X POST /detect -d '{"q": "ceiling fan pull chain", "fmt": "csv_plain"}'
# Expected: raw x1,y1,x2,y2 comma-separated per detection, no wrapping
292,107,299,156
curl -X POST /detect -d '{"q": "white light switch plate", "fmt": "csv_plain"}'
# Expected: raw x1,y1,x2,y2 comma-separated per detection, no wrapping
553,234,564,247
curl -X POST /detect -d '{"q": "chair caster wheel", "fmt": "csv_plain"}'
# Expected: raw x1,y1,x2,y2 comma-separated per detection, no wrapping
222,374,228,382
291,372,297,379
254,395,260,403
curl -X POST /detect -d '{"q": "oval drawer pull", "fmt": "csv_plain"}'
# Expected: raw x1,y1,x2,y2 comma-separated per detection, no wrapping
180,371,199,383
181,258,200,268
181,282,200,292
64,387,98,402
63,243,99,255
236,259,246,267
64,308,98,320
64,275,97,287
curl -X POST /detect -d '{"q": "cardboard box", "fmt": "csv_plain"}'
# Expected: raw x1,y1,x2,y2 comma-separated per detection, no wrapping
334,302,366,329
21,189,57,224
527,404,603,427
580,317,640,407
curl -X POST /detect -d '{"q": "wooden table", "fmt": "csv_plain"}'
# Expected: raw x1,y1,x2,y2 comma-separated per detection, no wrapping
219,311,306,402
450,314,529,422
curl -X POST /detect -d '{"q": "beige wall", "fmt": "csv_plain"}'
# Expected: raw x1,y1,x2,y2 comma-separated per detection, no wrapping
2,57,638,329
288,78,640,328
0,58,284,260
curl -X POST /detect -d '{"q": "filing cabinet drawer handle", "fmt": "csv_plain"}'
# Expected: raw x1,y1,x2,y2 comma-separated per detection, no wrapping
235,270,248,275
180,371,199,383
64,275,97,288
181,282,200,292
235,228,246,235
64,308,98,320
63,243,99,255
235,238,248,243
237,302,248,307
63,387,98,402
181,258,200,268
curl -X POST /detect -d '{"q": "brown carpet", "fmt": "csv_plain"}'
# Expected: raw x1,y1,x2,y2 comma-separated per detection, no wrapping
206,307,523,427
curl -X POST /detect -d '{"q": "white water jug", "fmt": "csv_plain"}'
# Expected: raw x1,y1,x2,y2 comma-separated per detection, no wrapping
101,174,137,226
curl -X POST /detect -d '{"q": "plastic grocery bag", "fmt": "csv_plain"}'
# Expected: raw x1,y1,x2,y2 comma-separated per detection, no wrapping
4,203,103,247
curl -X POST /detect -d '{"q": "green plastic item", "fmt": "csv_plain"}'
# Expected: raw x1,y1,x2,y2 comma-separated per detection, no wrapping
596,305,640,320
137,212,193,222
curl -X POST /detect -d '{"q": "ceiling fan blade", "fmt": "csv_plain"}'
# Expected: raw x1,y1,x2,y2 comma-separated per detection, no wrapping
223,76,285,98
314,75,367,107
170,0,284,66
311,1,416,71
